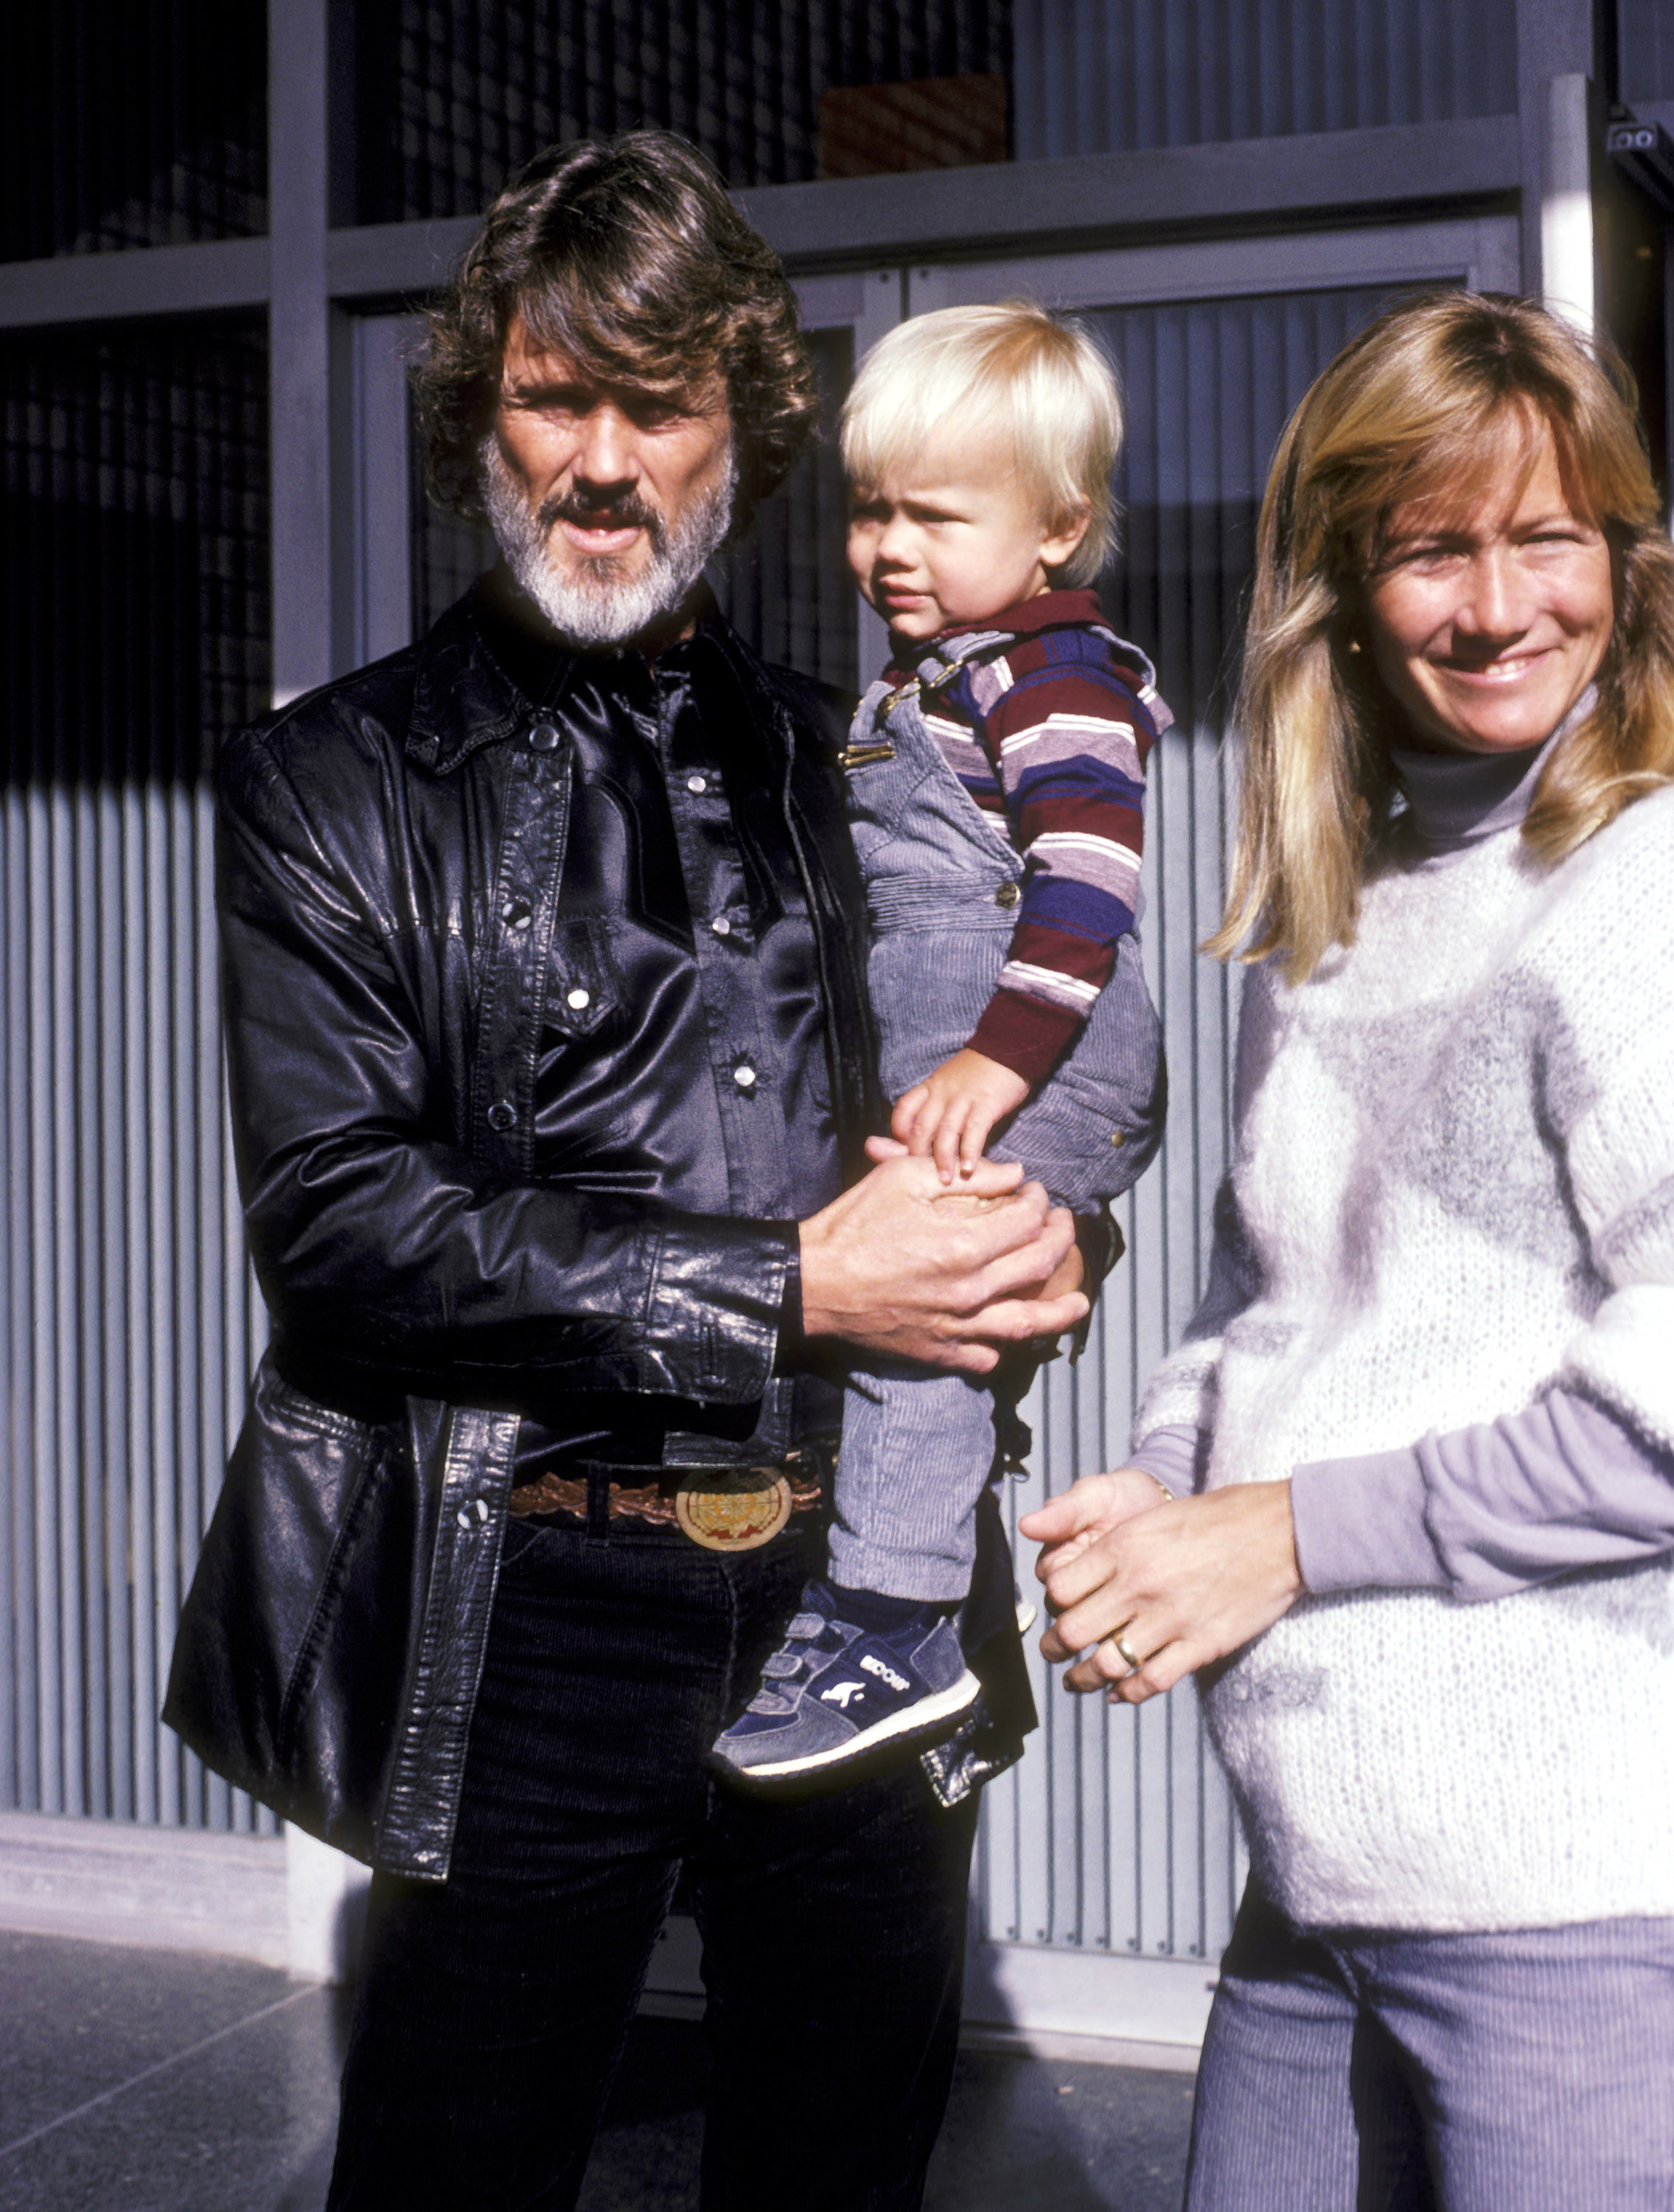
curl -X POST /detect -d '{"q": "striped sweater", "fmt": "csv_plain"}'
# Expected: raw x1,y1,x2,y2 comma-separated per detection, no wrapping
882,589,1170,1083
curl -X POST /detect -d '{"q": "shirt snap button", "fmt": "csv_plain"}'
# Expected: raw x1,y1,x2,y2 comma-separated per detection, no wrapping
996,881,1021,908
486,1099,518,1132
711,915,731,937
731,1060,757,1090
565,986,591,1011
529,723,560,751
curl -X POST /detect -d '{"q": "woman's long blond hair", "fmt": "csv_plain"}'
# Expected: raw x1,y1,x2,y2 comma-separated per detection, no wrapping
1210,291,1674,983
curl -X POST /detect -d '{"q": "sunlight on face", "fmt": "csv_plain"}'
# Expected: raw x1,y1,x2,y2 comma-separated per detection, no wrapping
846,434,1089,643
486,318,734,646
1364,417,1614,755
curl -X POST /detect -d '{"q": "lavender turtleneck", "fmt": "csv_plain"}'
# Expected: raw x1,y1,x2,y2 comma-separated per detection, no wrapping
1131,708,1674,1601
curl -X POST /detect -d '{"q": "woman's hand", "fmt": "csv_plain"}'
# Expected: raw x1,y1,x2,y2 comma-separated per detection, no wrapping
1019,1475,1302,1704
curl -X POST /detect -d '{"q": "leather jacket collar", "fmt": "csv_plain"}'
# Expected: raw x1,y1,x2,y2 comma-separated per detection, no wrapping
407,571,748,778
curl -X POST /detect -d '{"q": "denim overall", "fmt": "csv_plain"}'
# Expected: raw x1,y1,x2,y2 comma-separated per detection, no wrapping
831,625,1166,1599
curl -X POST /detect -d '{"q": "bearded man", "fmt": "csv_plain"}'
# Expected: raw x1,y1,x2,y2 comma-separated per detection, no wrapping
167,133,1090,2210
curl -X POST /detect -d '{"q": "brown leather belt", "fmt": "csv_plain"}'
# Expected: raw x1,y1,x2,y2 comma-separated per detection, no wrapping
507,1449,826,1553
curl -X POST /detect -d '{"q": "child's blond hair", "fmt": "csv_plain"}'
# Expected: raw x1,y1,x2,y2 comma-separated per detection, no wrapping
840,302,1123,587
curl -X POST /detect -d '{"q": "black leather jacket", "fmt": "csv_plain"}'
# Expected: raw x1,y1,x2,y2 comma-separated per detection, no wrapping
164,585,888,1879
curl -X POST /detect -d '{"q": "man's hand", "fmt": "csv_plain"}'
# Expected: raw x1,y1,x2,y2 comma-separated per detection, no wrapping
892,1049,1033,1184
798,1152,1087,1373
1021,1475,1301,1704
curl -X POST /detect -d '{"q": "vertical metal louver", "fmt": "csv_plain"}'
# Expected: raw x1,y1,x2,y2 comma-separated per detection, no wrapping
1012,0,1518,160
0,322,274,1834
1,0,268,262
1618,0,1674,102
979,282,1417,1962
352,0,1013,220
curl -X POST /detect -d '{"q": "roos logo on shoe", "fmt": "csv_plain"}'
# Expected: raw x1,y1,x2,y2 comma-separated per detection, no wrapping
708,1584,981,1790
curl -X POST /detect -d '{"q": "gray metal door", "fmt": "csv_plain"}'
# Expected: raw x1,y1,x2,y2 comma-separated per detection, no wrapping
924,220,1518,2047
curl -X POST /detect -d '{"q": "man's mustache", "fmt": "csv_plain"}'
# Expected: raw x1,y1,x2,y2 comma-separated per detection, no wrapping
537,488,664,544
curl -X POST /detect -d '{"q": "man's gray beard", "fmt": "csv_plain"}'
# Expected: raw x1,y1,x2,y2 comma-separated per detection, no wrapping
481,438,736,649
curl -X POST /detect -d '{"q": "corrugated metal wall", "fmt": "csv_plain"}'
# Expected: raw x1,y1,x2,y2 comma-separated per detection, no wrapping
1012,0,1518,159
0,323,275,1832
1618,0,1674,102
0,0,1518,1934
352,0,1014,220
976,280,1410,1962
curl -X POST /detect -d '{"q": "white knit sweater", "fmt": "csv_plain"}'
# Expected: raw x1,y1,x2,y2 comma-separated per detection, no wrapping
1138,779,1674,1933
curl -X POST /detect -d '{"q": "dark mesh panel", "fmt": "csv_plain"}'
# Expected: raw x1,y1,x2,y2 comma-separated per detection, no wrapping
0,323,271,785
355,0,1012,223
2,0,268,261
411,512,500,641
411,400,498,640
711,327,855,690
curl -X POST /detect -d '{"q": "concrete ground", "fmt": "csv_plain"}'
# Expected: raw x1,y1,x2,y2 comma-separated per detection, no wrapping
0,1929,1196,2211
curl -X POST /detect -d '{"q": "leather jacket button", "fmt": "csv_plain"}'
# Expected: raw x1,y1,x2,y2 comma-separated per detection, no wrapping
503,900,532,931
995,880,1022,908
455,1496,490,1531
710,915,731,937
529,723,560,751
565,987,590,1011
486,1099,518,1132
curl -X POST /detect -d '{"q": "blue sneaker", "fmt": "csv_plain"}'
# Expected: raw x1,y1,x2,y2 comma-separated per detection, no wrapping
711,1582,980,1787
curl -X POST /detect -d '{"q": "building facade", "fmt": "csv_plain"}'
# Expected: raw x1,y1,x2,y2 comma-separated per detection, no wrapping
1,0,1670,2045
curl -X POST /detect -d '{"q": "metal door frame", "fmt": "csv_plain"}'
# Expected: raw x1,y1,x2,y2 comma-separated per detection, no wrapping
928,215,1517,2054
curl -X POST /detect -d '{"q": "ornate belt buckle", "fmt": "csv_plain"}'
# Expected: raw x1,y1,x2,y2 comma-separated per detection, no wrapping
673,1467,793,1552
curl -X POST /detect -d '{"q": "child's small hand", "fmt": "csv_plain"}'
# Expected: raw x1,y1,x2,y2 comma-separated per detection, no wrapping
891,1049,1033,1183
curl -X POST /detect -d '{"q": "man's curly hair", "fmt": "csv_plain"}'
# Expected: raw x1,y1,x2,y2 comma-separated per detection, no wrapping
414,131,819,538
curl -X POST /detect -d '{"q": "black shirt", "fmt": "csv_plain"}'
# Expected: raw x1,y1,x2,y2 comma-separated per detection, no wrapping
479,591,845,1475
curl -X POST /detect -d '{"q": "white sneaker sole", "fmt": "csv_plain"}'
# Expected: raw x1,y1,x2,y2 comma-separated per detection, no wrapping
722,1667,983,1781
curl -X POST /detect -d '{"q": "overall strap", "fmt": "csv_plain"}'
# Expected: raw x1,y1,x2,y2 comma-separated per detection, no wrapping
837,628,1022,770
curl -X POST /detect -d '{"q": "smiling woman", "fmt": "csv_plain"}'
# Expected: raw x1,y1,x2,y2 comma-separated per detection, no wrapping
1204,289,1674,983
1364,425,1614,756
1024,292,1674,2211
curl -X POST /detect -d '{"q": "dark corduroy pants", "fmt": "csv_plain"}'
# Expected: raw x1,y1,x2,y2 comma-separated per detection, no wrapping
327,1515,977,2212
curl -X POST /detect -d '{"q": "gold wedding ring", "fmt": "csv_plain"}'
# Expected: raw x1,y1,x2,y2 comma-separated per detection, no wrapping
1110,1632,1143,1674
